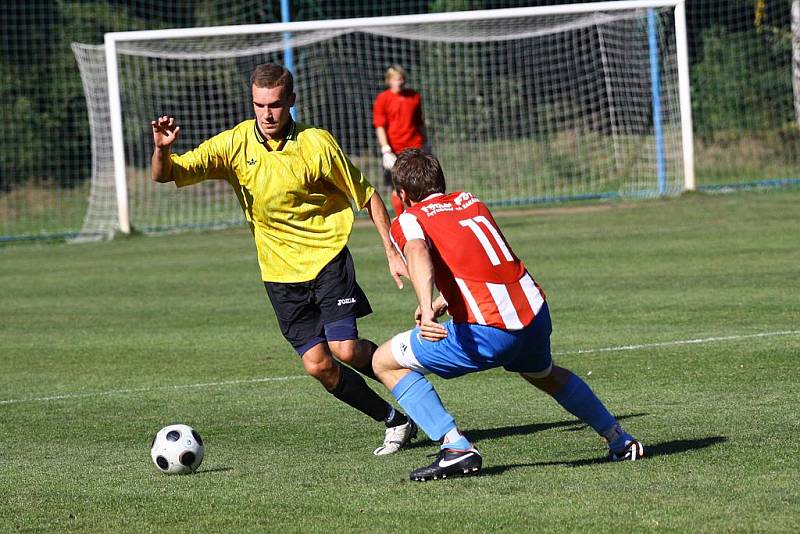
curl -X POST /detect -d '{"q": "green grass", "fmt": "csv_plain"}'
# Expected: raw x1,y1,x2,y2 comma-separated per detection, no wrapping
1,189,798,531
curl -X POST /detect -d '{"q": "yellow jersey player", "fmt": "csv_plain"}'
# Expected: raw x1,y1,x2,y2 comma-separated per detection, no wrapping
150,63,416,455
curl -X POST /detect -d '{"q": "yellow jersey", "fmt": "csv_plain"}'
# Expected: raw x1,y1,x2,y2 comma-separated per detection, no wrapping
168,120,375,282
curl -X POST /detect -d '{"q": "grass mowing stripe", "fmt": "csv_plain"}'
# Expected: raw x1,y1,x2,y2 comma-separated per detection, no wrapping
3,329,796,406
0,375,308,405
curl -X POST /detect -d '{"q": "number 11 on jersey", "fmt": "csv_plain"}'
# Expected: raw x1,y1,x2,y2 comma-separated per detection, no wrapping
458,216,514,266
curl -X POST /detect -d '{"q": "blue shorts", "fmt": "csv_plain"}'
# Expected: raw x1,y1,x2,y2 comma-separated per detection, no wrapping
390,302,553,379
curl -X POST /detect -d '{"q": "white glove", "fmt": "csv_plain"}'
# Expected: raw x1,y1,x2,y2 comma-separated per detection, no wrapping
381,146,397,170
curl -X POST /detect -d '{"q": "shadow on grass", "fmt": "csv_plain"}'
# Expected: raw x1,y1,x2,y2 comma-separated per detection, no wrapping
467,412,648,441
406,413,648,450
195,467,234,475
480,435,728,477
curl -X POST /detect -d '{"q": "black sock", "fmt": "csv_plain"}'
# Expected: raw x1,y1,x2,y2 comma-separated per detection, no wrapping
384,406,409,428
351,340,379,382
329,364,391,422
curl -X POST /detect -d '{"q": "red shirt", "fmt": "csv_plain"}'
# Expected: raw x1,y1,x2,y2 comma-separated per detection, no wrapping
372,88,424,153
390,192,546,330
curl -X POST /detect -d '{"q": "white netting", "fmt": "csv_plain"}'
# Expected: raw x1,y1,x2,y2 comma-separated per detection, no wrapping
71,44,117,242
73,6,685,239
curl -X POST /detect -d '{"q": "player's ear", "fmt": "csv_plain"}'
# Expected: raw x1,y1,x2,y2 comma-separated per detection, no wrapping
287,92,296,108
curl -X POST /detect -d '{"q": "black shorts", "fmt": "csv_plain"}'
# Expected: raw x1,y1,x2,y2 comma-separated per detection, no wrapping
264,247,372,355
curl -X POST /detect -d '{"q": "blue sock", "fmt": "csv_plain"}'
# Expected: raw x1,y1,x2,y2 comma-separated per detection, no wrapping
553,374,618,438
604,424,634,452
391,371,456,441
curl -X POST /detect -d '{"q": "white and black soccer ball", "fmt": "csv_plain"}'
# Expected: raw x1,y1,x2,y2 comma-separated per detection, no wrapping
150,424,204,474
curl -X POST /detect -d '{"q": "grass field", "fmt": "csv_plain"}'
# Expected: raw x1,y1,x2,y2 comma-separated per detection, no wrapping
1,189,799,531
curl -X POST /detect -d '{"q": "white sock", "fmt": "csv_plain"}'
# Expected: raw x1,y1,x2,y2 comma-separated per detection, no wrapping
443,427,463,444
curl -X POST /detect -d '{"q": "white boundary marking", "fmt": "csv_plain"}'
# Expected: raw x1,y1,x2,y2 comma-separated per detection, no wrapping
553,330,800,355
2,330,798,406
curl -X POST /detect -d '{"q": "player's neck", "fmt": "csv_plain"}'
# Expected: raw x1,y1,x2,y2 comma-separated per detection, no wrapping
261,119,294,142
408,192,444,207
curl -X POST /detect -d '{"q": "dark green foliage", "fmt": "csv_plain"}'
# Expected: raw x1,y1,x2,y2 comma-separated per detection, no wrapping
0,3,59,190
692,25,794,136
0,2,150,189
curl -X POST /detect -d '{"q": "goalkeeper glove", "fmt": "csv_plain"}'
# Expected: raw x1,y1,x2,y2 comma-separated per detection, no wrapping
381,145,397,170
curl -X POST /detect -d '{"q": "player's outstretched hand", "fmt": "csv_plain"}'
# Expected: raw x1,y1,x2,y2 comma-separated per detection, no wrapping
151,116,181,149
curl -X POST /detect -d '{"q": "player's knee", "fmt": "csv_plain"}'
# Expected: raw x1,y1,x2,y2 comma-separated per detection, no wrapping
522,365,571,395
301,346,338,383
302,357,325,377
328,340,358,364
371,342,396,378
304,359,338,386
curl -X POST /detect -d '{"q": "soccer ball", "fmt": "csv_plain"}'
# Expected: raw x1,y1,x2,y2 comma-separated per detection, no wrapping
150,424,204,474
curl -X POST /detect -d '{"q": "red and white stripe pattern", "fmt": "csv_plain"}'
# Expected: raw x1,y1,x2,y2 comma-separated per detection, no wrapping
389,192,547,331
454,271,544,330
397,212,425,242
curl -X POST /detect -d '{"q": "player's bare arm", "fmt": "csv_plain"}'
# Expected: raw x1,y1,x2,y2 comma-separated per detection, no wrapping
150,115,181,183
365,191,408,288
375,126,390,149
403,239,447,341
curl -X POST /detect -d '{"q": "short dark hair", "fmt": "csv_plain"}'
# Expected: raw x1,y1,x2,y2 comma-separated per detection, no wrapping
392,149,446,202
250,63,293,98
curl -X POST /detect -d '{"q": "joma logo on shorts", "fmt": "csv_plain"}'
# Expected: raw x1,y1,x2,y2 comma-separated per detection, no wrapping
337,298,356,306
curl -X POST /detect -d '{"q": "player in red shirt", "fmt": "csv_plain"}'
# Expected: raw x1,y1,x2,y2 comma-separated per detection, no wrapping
372,150,644,481
372,65,427,218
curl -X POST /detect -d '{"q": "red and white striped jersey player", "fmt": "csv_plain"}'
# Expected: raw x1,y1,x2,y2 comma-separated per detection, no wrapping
371,149,644,482
392,190,546,336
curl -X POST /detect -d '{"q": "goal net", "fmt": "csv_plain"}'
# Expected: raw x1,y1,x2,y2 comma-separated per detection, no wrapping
73,1,692,241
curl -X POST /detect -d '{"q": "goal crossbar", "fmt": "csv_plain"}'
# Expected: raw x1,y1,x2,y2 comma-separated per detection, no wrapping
104,1,685,43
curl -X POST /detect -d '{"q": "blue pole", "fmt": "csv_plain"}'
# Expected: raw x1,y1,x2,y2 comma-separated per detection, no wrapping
648,8,666,195
281,0,296,119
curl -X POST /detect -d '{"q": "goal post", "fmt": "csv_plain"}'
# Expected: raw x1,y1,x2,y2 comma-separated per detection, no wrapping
104,39,130,235
85,0,694,240
673,0,695,191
